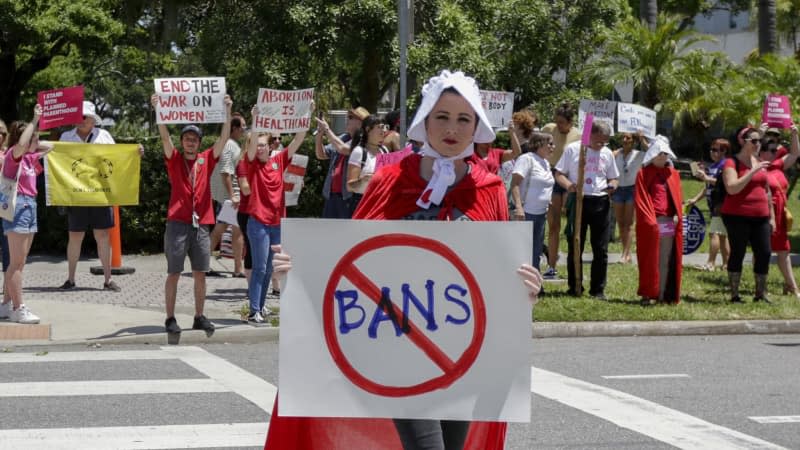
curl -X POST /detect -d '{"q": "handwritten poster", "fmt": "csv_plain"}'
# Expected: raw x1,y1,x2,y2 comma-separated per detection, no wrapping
762,94,793,129
617,103,657,138
279,219,532,421
153,77,227,124
254,88,314,134
480,90,514,128
578,100,616,136
284,154,308,207
37,86,84,130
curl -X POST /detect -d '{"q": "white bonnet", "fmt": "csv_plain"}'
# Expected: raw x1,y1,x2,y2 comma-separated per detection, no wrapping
643,135,677,166
407,70,495,144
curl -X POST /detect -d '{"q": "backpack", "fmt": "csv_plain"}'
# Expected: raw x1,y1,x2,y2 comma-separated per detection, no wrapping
710,157,740,214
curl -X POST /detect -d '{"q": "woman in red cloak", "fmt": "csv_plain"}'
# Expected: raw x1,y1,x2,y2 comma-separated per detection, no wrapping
634,136,683,305
263,70,543,450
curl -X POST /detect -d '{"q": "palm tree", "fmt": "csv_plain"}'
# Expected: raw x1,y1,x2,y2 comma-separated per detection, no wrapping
759,0,778,55
583,13,717,109
640,0,658,29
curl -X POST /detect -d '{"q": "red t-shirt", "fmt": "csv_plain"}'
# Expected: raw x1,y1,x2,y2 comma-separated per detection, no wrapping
330,156,345,193
468,148,505,175
165,148,218,225
648,167,676,217
720,157,770,217
236,157,250,214
247,149,290,226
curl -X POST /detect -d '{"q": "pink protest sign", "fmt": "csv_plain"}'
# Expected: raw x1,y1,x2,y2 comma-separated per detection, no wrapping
581,113,594,146
762,94,793,129
374,146,413,172
37,86,84,130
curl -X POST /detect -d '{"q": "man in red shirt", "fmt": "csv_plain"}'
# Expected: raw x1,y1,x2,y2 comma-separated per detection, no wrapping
150,93,233,336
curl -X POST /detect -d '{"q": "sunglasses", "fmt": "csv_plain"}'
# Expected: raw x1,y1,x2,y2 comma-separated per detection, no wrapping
710,148,721,152
745,137,761,144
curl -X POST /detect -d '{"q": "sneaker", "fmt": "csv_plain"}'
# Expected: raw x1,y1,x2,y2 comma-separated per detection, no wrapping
58,280,76,290
206,270,224,277
10,304,40,324
248,312,264,324
232,272,246,278
165,316,182,334
103,281,121,292
267,289,281,299
0,301,12,319
542,268,558,280
192,315,215,336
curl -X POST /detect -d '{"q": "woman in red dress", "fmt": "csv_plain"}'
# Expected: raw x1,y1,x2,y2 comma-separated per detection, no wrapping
265,70,542,450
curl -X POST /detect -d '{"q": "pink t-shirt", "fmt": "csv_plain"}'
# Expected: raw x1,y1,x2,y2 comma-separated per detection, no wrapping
2,148,43,197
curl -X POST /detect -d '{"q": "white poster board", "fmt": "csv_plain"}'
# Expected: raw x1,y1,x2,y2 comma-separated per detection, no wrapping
284,154,308,207
254,88,314,134
577,100,616,136
480,90,514,128
278,219,532,422
617,102,657,138
153,77,226,124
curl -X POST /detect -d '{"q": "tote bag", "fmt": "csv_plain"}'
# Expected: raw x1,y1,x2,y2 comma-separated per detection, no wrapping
0,155,24,221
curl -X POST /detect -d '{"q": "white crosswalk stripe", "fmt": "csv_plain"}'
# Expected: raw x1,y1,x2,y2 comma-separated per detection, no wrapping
0,346,276,449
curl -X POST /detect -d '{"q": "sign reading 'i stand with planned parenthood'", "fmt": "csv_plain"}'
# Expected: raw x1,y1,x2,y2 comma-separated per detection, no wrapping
154,77,227,124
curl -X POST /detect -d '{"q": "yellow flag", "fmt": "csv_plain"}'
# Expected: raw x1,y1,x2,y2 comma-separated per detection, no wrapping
45,142,141,206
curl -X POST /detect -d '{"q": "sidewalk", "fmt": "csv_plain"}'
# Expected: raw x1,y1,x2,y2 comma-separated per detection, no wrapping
1,252,799,346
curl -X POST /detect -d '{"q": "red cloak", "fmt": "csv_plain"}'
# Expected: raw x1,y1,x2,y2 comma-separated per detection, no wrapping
634,164,683,303
264,153,509,449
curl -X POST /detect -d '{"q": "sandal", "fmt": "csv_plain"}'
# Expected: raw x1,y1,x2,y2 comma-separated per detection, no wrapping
640,298,657,307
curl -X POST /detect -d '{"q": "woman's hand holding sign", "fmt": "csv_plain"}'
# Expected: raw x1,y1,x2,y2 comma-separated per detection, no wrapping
517,264,542,305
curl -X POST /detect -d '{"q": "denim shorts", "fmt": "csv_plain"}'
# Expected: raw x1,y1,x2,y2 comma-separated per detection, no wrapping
2,194,37,235
612,185,635,204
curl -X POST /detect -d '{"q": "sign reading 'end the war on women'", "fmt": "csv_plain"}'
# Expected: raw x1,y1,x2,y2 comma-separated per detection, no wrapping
278,219,532,422
254,88,314,134
762,94,793,129
154,77,227,124
37,86,84,130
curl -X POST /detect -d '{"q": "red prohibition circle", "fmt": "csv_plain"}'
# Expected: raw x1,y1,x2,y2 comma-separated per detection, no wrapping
323,233,486,397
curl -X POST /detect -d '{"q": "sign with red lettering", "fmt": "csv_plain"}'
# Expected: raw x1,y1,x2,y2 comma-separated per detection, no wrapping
37,86,84,130
762,94,793,129
278,219,532,421
284,153,307,206
254,88,314,134
153,77,226,124
479,90,514,128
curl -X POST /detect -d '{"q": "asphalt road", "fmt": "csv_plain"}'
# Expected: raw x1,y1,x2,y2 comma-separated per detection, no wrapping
1,336,798,449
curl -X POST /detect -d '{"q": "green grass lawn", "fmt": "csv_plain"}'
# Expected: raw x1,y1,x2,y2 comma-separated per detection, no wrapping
538,177,800,321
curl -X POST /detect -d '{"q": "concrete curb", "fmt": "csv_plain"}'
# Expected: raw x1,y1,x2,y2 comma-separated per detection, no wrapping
532,320,800,338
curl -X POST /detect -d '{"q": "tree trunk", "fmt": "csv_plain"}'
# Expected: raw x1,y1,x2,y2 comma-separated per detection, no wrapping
759,0,778,55
640,0,658,29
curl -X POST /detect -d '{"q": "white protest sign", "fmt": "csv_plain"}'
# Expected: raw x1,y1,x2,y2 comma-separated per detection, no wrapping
279,219,532,422
578,100,616,136
617,102,657,137
480,90,514,128
284,153,308,207
154,77,226,124
254,88,314,134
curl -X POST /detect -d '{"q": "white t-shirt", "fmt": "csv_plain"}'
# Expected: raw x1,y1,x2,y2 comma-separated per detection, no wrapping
59,127,115,144
347,145,379,194
615,149,645,187
513,153,554,215
555,141,619,196
211,138,242,202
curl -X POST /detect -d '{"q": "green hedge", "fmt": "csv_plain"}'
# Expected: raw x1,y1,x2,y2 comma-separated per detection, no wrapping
30,133,327,255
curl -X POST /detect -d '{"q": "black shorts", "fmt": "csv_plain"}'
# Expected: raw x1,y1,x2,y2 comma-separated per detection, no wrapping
67,206,114,232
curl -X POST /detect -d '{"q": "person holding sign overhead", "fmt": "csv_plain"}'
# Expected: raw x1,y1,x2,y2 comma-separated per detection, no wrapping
57,101,121,292
264,70,542,450
243,105,310,323
150,93,233,336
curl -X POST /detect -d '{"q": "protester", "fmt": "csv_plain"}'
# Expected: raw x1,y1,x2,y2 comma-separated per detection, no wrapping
500,111,538,212
555,121,619,299
469,126,521,175
510,132,555,272
0,120,9,275
721,126,773,303
761,125,800,297
235,133,253,284
541,103,581,279
57,101,120,292
635,136,683,305
0,120,7,151
315,106,369,218
150,93,232,335
382,110,403,152
346,114,388,213
264,70,543,450
207,113,247,278
0,106,53,324
686,138,731,271
612,132,646,264
243,105,309,323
